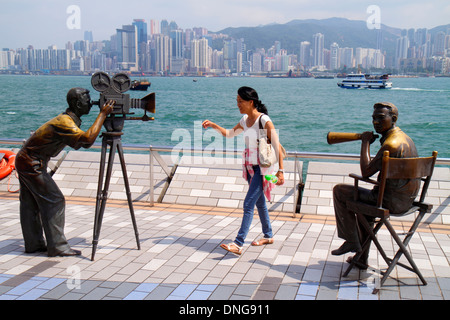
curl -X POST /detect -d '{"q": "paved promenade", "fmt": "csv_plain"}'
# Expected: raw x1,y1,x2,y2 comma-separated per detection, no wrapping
0,149,449,303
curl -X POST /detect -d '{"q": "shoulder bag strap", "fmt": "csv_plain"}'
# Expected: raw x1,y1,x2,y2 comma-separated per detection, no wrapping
259,115,271,143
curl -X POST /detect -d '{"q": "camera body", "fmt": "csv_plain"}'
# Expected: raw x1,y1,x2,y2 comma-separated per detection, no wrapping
90,72,155,131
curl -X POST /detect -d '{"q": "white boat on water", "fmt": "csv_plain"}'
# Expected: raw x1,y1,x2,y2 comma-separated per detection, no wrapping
337,73,392,89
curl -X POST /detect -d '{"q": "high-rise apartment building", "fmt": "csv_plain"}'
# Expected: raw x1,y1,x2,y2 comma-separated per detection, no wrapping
133,19,148,46
116,25,138,71
84,31,93,43
184,29,194,47
313,33,324,68
299,41,311,68
223,39,237,72
170,29,185,74
198,38,209,70
190,38,210,72
170,29,184,59
0,49,15,70
150,20,159,35
251,52,262,73
193,27,208,38
330,42,339,70
211,49,223,70
160,20,169,36
154,34,171,73
395,36,409,68
434,31,447,56
339,47,353,68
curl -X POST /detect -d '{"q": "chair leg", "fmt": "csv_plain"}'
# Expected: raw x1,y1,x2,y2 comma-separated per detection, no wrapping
343,215,386,277
382,217,427,287
341,210,428,294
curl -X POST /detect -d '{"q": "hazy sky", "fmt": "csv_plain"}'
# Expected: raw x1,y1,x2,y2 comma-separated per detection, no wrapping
1,0,449,49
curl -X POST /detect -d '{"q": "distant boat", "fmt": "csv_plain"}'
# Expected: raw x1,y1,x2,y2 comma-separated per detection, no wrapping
337,73,392,89
315,75,335,79
130,79,151,91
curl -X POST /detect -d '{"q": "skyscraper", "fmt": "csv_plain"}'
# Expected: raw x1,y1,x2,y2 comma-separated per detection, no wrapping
84,31,93,43
160,20,169,36
170,29,183,59
434,31,447,56
170,29,184,74
198,37,209,70
150,20,159,35
116,25,138,71
223,39,237,72
330,42,339,70
395,36,409,69
132,19,148,45
154,34,171,73
415,28,428,47
313,33,324,68
190,39,199,70
339,47,353,69
299,41,311,69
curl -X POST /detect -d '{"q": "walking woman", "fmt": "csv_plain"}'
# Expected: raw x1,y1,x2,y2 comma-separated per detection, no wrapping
202,86,284,255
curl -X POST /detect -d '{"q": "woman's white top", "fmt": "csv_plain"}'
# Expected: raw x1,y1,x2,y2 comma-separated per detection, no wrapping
239,113,271,165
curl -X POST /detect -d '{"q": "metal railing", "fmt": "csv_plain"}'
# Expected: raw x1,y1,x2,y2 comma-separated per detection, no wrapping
3,137,448,164
2,138,449,216
146,145,305,213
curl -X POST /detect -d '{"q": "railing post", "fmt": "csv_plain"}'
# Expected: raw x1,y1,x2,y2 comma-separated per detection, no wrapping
293,156,297,217
292,154,304,217
149,145,154,206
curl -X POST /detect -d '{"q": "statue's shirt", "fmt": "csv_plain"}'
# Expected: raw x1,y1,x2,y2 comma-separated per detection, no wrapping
16,112,84,172
372,127,420,214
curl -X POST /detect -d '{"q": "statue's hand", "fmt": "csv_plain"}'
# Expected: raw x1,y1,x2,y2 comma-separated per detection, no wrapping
361,131,377,144
101,100,115,115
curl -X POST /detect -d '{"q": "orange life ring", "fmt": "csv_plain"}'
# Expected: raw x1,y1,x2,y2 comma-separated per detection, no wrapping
0,150,16,180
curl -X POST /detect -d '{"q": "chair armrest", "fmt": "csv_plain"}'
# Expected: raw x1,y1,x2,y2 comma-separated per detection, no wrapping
349,173,379,185
413,201,433,213
346,199,390,218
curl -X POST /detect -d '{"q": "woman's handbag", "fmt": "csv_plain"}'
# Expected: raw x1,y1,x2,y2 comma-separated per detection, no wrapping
257,116,286,167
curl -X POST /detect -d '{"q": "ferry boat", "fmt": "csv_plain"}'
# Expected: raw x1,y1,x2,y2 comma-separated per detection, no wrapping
337,73,392,89
130,79,151,91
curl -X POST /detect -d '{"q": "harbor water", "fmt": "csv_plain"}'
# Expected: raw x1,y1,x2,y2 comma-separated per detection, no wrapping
0,75,449,158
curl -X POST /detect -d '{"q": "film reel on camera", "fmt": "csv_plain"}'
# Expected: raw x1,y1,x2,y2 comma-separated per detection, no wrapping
91,71,111,92
111,73,131,93
91,72,131,93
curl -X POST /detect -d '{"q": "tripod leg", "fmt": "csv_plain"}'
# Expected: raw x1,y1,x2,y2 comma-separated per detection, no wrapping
91,139,117,261
117,142,140,250
92,138,107,261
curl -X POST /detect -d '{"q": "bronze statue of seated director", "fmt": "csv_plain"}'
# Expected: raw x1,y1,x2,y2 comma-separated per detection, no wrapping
331,102,419,264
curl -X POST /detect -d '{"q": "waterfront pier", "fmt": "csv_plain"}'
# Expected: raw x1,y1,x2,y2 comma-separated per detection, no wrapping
0,144,449,301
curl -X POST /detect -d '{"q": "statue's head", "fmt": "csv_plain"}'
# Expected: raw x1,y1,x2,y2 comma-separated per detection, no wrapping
67,87,92,117
372,102,398,134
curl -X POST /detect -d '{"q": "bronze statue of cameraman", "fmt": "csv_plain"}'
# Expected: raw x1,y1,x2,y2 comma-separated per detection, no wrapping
15,88,114,257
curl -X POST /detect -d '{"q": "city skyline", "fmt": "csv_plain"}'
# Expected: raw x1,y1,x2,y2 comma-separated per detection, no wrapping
3,18,448,75
1,0,449,49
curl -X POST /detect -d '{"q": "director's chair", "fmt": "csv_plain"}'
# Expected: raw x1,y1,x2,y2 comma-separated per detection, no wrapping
343,150,438,294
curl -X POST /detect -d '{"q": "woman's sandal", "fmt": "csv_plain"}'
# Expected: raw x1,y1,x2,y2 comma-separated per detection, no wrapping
251,238,274,246
220,242,243,255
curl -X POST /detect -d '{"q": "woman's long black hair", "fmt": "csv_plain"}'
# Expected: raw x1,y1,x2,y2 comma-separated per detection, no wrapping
237,86,268,115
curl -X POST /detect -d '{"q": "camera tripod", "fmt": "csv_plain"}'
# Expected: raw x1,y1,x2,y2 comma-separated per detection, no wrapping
91,119,141,261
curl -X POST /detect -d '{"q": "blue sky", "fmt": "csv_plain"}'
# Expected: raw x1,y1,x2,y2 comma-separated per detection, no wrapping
1,0,449,49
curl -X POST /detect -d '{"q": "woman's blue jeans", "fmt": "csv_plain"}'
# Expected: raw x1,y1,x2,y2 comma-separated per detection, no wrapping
235,166,273,247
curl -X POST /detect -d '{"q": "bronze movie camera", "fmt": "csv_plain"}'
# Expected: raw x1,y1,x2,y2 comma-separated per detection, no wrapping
89,71,156,260
90,72,155,132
